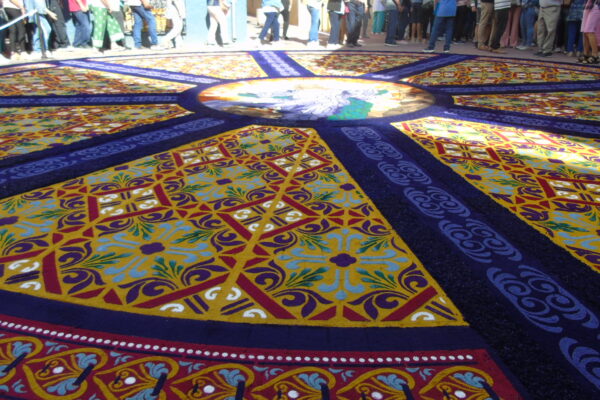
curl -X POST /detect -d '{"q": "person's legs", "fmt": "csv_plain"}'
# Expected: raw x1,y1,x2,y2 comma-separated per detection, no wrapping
346,1,363,45
141,8,158,46
397,7,410,41
72,11,91,47
443,17,455,50
281,7,290,38
307,5,321,43
131,6,144,48
5,8,26,55
328,11,341,44
477,2,493,49
259,12,278,41
385,9,399,44
90,6,108,49
47,0,70,48
490,7,509,50
538,6,560,54
426,16,443,50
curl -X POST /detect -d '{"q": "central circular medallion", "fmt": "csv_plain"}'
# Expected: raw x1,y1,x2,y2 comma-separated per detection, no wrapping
199,77,435,120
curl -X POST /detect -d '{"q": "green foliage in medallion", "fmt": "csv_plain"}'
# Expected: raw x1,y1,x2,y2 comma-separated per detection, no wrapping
286,267,327,288
2,198,28,214
82,252,132,270
152,257,184,280
358,236,389,253
357,268,398,290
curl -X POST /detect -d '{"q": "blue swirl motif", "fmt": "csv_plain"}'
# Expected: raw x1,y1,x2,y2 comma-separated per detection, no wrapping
453,372,486,388
47,379,79,396
144,362,170,379
261,52,301,77
61,60,220,84
449,109,600,135
404,187,470,219
72,143,137,160
376,374,407,390
125,388,158,400
298,372,327,390
0,95,179,107
0,118,224,183
341,126,382,141
439,218,522,263
560,338,600,390
11,341,33,358
7,157,75,179
378,161,432,186
356,141,403,161
126,119,224,146
488,265,600,334
76,353,98,368
218,369,246,387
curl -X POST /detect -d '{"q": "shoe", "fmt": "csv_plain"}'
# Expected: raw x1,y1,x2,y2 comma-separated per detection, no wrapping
490,48,506,54
516,45,529,50
422,48,435,53
443,49,451,53
306,41,320,48
534,51,544,56
283,36,289,40
566,51,574,57
477,44,490,51
537,52,552,57
583,56,599,64
149,45,160,51
385,42,400,46
326,43,342,49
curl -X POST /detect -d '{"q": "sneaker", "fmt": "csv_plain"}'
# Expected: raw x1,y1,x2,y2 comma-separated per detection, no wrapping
384,42,400,46
443,49,451,53
149,45,161,51
516,45,529,50
422,48,435,53
306,41,320,48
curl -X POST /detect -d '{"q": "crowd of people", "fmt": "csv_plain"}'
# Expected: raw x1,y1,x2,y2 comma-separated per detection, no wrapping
2,0,599,63
0,0,186,60
261,0,599,63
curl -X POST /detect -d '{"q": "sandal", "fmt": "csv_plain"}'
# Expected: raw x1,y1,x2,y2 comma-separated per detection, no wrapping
585,56,599,64
577,54,588,63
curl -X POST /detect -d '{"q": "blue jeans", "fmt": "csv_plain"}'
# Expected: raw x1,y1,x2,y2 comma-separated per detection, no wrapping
328,11,342,44
427,16,454,50
520,6,537,47
31,15,51,52
131,6,157,47
385,9,399,44
566,20,583,52
71,11,91,47
307,5,320,42
259,12,280,41
346,1,364,45
397,7,410,40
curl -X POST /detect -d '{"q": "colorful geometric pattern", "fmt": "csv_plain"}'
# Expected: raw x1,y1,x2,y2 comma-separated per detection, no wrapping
0,316,522,400
394,117,600,273
1,51,599,399
404,58,600,85
286,52,433,76
453,91,600,121
0,124,463,327
0,67,193,96
0,105,192,160
100,54,268,79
